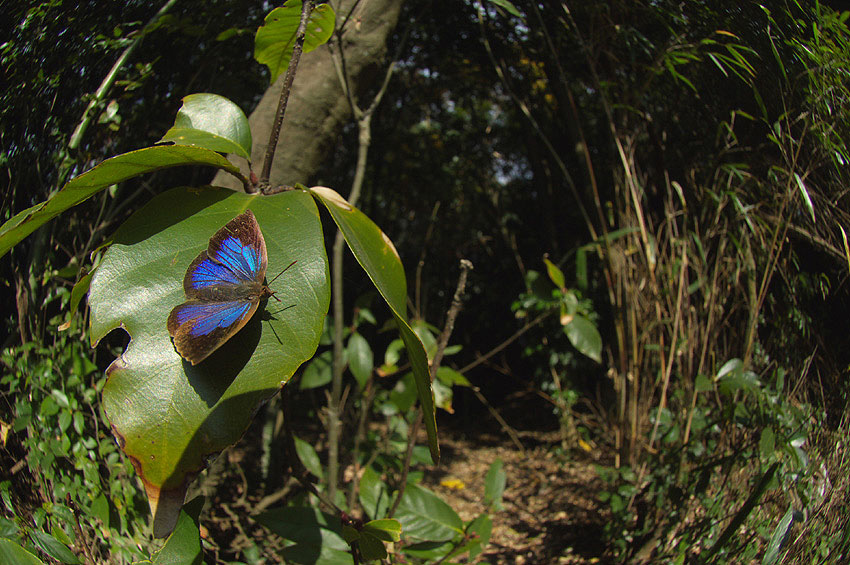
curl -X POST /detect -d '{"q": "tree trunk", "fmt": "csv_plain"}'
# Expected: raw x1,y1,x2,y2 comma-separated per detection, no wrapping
212,0,405,189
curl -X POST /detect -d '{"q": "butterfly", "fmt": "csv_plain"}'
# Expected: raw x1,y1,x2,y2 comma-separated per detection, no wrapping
167,210,290,365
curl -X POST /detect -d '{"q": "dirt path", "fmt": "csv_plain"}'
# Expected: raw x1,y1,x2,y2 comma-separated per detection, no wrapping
422,430,610,563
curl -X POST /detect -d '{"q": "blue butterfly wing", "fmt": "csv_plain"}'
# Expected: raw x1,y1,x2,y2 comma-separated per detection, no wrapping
167,299,259,365
184,210,268,297
169,210,271,364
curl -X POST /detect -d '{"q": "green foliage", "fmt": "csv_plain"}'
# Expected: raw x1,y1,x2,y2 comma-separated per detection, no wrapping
512,264,602,448
313,186,439,462
148,498,204,565
597,362,821,562
159,93,253,159
1,317,149,563
254,0,336,83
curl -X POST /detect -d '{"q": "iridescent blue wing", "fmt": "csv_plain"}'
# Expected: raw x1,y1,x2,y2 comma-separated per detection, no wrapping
167,299,259,365
184,210,268,298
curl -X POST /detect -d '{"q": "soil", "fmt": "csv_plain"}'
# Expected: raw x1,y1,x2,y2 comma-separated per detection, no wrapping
420,428,611,564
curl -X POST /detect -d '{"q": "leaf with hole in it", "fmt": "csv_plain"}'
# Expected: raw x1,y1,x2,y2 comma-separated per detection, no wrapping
310,186,438,463
88,187,329,538
0,146,241,259
563,314,602,363
160,94,252,160
255,1,335,84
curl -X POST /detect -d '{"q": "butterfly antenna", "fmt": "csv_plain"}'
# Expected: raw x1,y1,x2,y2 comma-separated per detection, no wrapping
268,260,297,285
269,303,296,316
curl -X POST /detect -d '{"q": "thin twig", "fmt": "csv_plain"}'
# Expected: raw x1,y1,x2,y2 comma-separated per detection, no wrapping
259,0,313,188
431,259,474,379
347,378,377,510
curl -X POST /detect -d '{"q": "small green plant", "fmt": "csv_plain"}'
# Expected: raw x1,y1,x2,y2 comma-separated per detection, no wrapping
1,297,150,563
512,257,602,449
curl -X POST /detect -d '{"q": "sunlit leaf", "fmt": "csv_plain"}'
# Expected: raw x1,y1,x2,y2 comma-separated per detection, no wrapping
395,483,462,542
89,187,329,537
255,1,336,84
794,172,816,224
0,539,43,565
160,93,252,160
543,257,565,290
486,0,523,18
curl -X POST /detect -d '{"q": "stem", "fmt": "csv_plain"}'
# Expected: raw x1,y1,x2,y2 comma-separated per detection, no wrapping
431,259,473,378
458,310,554,375
326,26,401,504
259,0,313,188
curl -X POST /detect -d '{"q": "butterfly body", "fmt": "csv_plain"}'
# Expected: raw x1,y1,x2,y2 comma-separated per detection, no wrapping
167,210,274,365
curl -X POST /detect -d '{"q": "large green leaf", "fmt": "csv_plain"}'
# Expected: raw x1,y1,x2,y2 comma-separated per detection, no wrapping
89,187,329,537
255,506,353,565
310,186,439,463
254,1,336,84
395,483,463,542
160,93,252,159
0,146,241,258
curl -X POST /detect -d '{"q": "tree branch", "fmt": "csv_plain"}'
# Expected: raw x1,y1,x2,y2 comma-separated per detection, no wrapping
259,0,313,190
